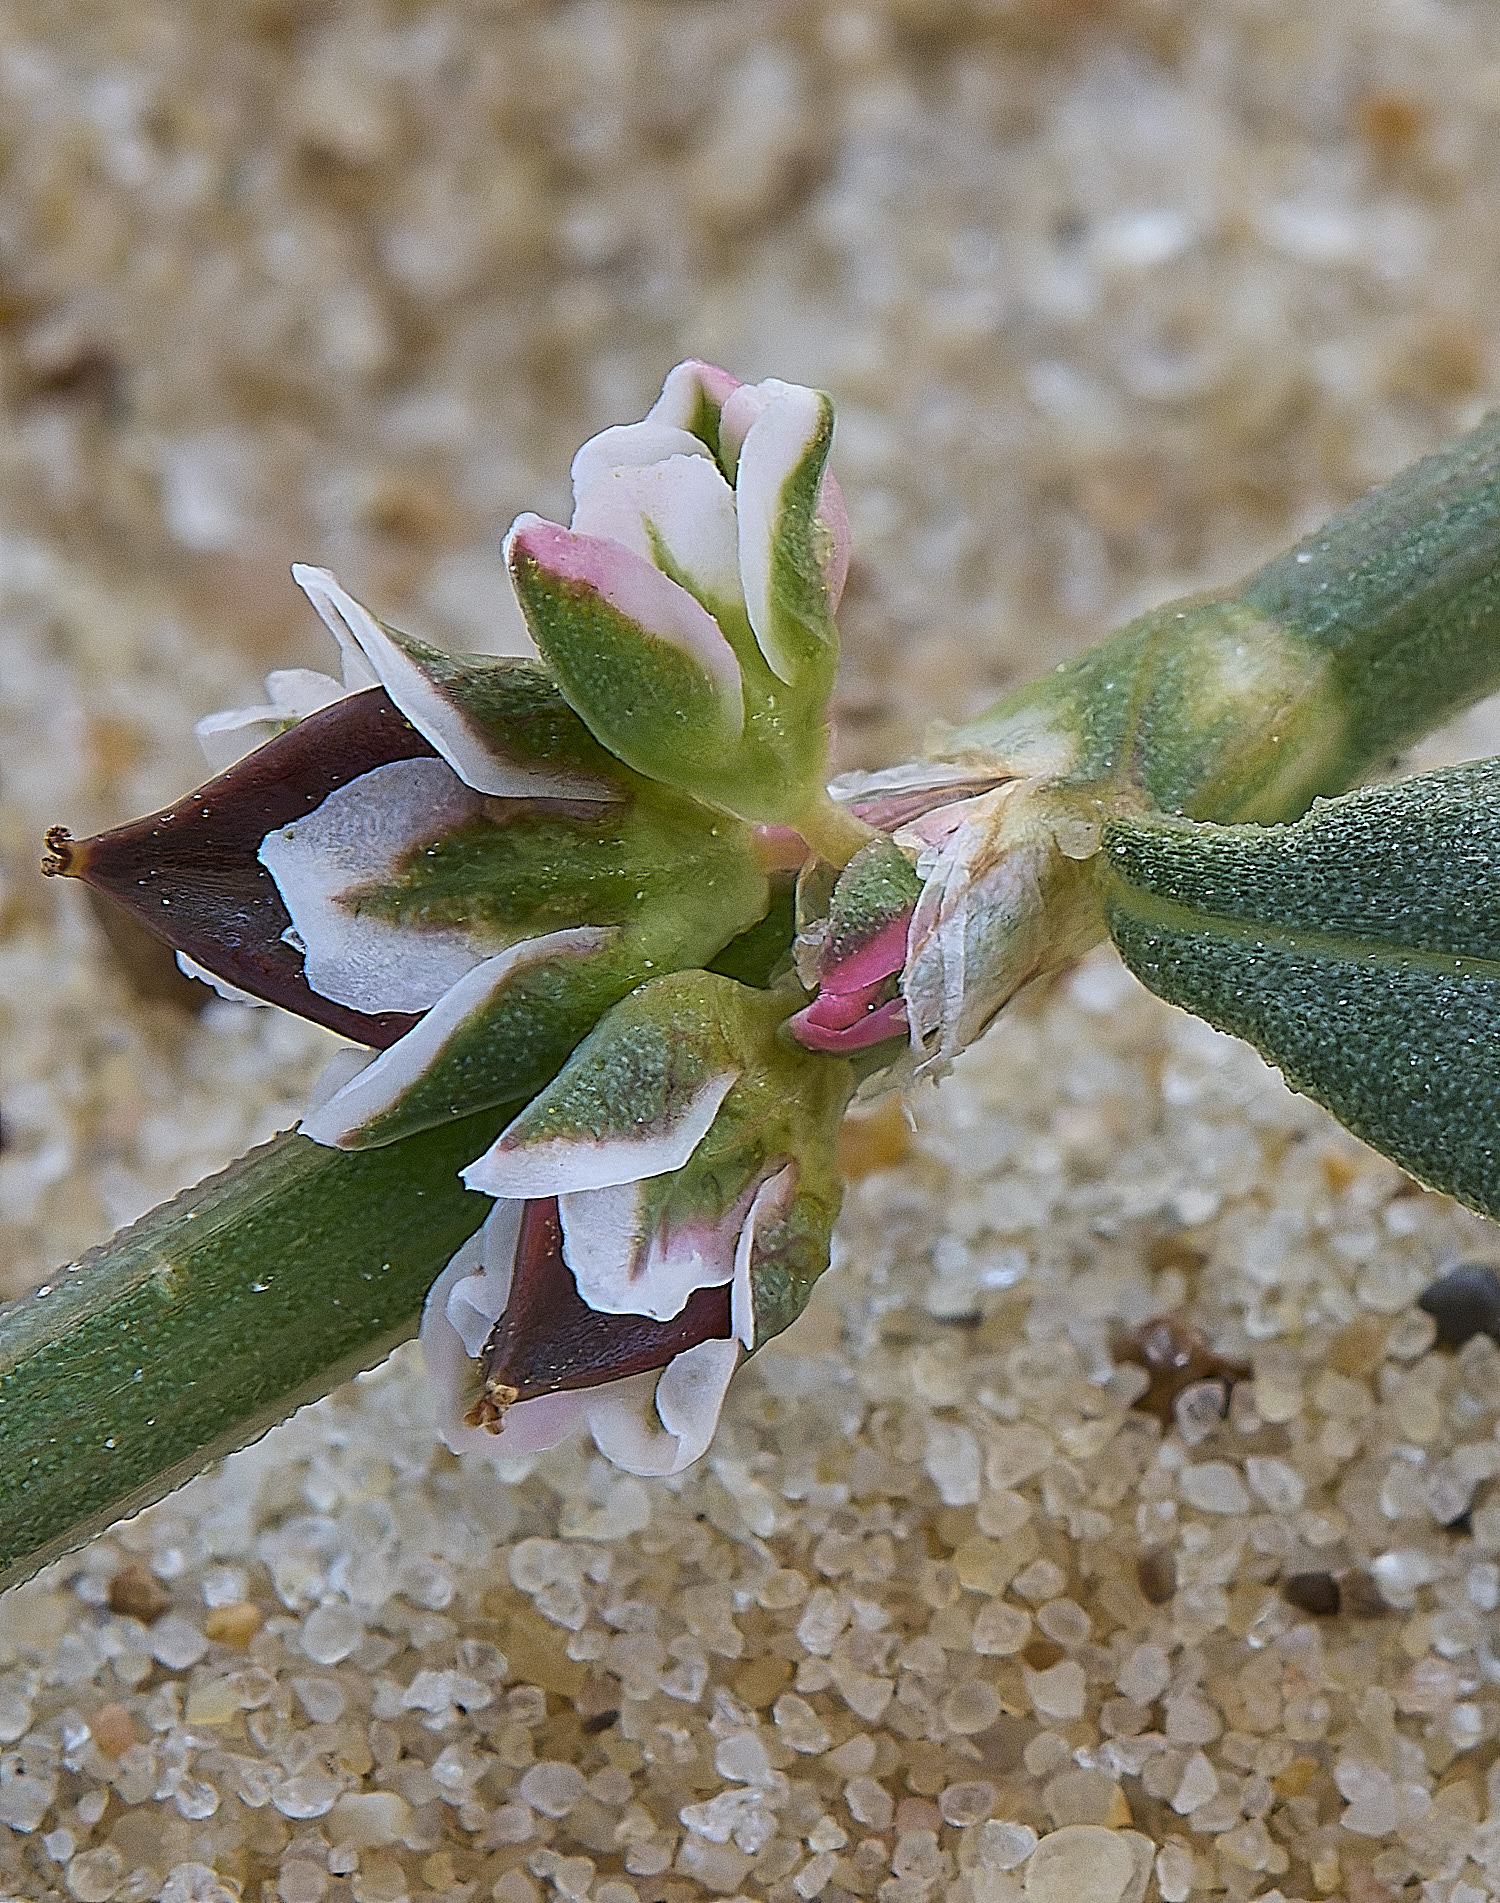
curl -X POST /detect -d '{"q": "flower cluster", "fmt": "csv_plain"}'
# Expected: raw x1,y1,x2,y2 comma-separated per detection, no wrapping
48,363,914,1475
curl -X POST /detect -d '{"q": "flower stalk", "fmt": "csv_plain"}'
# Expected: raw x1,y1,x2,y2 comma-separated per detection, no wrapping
10,389,1500,1586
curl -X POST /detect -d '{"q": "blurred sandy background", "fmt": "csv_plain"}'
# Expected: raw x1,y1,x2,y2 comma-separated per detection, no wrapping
9,10,1500,1903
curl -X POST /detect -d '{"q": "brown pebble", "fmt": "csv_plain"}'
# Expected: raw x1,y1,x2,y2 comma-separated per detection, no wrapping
732,1654,792,1708
1339,1570,1391,1619
1022,1636,1066,1670
1282,1571,1341,1617
1328,1315,1386,1377
838,1098,912,1180
1272,1755,1320,1799
204,1602,263,1647
91,1701,138,1758
107,1565,171,1625
1136,1547,1177,1605
1118,1316,1248,1422
1357,89,1427,159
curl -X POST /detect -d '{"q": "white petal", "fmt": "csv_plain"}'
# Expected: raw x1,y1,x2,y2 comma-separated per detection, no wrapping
571,456,742,613
305,1044,374,1115
463,1068,737,1199
646,360,742,435
191,668,351,771
654,1337,741,1465
735,384,828,684
419,1210,506,1447
451,1199,524,1349
585,1339,740,1476
175,951,270,1007
299,926,614,1147
558,1179,744,1323
556,1180,648,1312
194,708,286,773
718,380,776,474
292,564,591,799
265,668,349,717
259,756,494,1013
570,421,712,500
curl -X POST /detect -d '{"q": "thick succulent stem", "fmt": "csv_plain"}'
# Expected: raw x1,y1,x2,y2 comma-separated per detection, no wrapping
0,1111,506,1592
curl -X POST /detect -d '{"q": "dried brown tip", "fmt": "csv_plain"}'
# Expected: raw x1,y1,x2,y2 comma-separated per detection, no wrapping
41,825,75,876
464,1381,520,1434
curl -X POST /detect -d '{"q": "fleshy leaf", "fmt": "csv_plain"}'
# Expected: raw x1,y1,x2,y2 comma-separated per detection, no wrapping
1101,757,1500,1220
43,689,430,1047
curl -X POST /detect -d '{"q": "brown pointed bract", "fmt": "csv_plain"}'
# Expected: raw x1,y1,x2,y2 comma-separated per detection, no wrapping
476,1198,731,1409
43,689,430,1047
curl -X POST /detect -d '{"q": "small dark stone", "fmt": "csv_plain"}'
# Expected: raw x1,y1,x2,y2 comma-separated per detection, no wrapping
580,1709,619,1734
1418,1262,1500,1350
1022,1636,1065,1670
1118,1316,1249,1422
1339,1570,1391,1619
106,1564,171,1625
1136,1546,1177,1605
1282,1571,1341,1616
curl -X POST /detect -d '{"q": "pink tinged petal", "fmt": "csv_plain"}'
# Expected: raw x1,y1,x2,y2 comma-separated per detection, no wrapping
571,457,742,612
584,1338,741,1477
734,384,832,683
820,909,912,996
462,1068,737,1199
298,927,614,1148
569,421,714,501
293,564,573,799
557,1177,752,1323
505,516,745,725
647,360,743,435
258,756,494,1014
789,992,909,1053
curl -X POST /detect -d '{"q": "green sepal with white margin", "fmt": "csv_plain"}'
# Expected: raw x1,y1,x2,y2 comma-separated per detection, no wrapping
293,563,624,801
464,970,855,1352
503,373,867,861
1099,755,1500,1221
300,785,773,1151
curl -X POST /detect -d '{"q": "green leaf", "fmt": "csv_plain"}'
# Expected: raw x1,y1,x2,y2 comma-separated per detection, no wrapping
1100,757,1500,1219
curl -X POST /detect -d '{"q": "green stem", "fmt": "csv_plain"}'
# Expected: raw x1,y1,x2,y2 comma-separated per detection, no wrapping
956,409,1500,828
0,1111,505,1592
